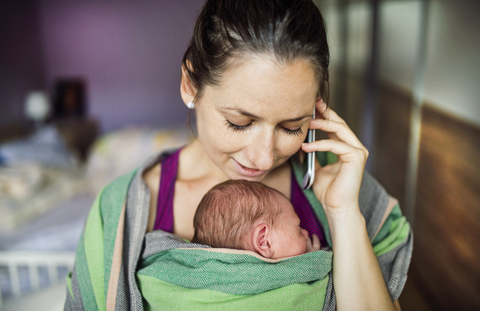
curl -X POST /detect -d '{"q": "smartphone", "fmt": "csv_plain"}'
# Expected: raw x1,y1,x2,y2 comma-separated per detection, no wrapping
302,107,316,189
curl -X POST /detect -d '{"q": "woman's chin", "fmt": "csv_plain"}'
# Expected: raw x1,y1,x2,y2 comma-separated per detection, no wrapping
230,158,270,181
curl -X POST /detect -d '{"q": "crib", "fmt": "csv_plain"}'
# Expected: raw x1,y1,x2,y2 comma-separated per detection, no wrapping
0,251,75,311
0,126,189,310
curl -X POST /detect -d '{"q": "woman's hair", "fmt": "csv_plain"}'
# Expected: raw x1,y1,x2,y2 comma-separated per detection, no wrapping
182,0,330,103
191,180,284,250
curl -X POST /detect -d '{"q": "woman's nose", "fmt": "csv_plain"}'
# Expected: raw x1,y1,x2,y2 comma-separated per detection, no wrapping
250,132,275,170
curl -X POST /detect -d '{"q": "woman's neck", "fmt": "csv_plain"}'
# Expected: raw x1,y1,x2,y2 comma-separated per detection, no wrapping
178,138,292,199
178,139,229,183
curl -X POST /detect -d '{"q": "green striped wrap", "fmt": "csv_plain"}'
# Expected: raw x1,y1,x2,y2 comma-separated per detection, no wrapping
64,150,412,311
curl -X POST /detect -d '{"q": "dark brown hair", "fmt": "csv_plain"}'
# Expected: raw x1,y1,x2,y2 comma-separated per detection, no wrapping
182,0,330,103
191,180,285,250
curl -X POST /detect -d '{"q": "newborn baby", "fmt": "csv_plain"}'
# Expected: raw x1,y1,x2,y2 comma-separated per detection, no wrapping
191,180,321,259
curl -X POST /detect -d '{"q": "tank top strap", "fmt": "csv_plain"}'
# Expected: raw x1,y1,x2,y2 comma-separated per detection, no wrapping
153,148,182,232
290,165,327,247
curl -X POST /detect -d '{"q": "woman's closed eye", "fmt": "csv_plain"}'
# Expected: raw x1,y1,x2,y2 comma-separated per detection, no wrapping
282,127,303,136
225,120,304,136
225,120,252,132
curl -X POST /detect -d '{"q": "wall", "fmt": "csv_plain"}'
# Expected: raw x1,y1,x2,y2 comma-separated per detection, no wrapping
38,0,205,132
376,1,480,309
319,0,480,309
378,0,480,127
378,1,421,93
423,1,480,126
0,1,46,127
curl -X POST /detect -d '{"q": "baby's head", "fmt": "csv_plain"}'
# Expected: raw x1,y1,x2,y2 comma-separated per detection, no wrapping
191,180,313,259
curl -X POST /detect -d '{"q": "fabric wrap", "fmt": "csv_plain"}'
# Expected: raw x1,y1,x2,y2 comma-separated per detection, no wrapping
65,150,412,311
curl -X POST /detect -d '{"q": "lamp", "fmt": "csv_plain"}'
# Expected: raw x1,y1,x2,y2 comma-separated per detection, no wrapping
24,91,51,126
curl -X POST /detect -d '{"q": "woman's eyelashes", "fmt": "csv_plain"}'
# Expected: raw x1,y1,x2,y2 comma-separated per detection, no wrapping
225,120,304,136
225,120,251,132
283,127,304,136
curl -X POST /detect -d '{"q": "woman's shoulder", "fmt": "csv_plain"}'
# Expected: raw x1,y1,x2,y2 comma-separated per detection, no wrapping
141,147,181,193
358,170,394,240
142,160,161,191
140,148,181,231
98,148,178,209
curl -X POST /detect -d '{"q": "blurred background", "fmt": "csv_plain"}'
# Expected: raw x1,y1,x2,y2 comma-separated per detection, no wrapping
0,0,478,310
316,0,480,310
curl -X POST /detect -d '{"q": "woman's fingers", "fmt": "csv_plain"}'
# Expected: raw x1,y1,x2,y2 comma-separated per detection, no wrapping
316,100,346,125
302,139,368,165
312,101,369,156
310,119,367,152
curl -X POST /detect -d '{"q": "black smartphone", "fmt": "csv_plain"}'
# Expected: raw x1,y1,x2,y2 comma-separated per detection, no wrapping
302,108,315,190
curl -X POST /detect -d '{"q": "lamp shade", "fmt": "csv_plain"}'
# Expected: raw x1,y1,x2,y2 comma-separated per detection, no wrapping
24,91,51,122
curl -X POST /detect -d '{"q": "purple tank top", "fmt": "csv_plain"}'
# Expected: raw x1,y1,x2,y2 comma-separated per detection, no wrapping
154,149,327,247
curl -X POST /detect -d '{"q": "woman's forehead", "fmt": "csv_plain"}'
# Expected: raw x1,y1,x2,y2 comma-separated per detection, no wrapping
205,57,318,117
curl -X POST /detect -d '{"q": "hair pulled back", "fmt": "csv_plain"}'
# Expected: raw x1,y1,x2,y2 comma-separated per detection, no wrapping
182,0,330,102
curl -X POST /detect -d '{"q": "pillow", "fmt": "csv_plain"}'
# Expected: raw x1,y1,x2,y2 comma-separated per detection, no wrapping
85,126,192,195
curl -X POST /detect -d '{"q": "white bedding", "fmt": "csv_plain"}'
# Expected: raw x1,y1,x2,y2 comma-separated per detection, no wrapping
0,193,93,302
0,125,189,306
0,165,87,231
0,192,94,252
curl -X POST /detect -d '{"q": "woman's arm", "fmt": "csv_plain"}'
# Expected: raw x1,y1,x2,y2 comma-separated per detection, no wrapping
329,208,396,311
302,100,397,311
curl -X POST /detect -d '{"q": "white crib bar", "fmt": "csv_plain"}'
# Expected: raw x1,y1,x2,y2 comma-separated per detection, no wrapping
7,263,21,298
48,263,59,285
0,251,75,301
28,263,40,292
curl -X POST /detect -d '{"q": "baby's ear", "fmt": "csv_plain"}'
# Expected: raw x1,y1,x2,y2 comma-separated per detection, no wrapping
252,223,274,258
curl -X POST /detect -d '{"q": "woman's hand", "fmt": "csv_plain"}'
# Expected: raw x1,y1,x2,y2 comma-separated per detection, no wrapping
302,101,398,311
301,100,369,221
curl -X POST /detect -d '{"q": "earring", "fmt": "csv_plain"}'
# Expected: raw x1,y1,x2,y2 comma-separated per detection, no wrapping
187,102,195,109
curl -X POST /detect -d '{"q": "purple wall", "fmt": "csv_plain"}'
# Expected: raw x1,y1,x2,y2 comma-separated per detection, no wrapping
39,0,205,132
0,1,46,127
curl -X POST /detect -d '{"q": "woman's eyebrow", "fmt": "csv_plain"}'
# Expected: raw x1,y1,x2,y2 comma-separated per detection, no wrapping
221,107,311,122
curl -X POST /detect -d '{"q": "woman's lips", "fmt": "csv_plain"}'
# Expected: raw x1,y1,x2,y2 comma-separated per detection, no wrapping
232,158,267,177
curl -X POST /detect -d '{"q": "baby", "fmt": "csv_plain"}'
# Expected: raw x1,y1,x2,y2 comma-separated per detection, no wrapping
191,180,321,259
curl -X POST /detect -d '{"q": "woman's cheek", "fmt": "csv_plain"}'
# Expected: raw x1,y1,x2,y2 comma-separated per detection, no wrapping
199,111,231,151
276,134,304,158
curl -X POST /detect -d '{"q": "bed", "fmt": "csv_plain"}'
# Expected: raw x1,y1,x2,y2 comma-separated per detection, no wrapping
0,123,190,310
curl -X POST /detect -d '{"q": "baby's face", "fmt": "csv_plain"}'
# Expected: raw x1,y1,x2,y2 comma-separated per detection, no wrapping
269,193,309,259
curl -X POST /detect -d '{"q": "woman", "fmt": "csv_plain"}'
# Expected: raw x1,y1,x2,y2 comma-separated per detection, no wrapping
65,0,412,310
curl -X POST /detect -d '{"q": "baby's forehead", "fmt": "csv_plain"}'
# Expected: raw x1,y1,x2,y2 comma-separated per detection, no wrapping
258,189,295,220
270,189,294,207
273,187,301,209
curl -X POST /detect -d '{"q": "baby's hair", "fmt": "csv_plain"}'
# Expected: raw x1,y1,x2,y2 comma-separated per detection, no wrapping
191,180,284,250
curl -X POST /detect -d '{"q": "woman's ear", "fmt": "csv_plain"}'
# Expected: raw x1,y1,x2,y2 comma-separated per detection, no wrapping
252,223,274,258
180,61,197,107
